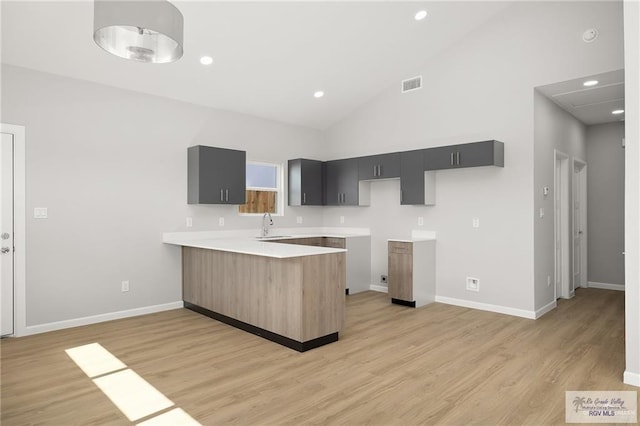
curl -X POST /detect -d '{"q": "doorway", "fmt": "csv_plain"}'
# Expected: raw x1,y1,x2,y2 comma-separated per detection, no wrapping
1,132,14,335
555,151,571,299
0,123,25,337
573,159,587,293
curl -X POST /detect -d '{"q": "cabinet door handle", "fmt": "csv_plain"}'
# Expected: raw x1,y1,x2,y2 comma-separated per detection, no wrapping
373,165,377,177
450,152,455,166
378,164,382,177
303,192,306,204
456,151,460,165
225,189,229,201
220,189,224,201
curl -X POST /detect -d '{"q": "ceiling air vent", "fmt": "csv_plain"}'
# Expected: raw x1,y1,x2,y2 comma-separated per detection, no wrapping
402,76,422,93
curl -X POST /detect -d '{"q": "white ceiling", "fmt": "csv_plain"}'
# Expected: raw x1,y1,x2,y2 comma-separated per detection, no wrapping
536,69,625,126
1,1,511,130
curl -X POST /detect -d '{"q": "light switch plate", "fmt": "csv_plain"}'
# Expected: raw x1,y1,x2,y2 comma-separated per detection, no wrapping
296,216,303,224
418,217,424,226
34,207,48,219
186,217,193,227
339,216,345,224
218,217,225,227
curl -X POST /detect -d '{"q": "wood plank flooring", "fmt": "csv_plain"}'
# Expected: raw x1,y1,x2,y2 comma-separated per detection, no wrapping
1,288,637,425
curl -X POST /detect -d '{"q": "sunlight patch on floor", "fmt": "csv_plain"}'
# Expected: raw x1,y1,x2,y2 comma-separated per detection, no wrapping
93,369,174,422
65,342,126,378
65,343,201,425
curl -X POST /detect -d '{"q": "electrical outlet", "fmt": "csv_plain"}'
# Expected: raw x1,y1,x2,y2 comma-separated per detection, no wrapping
472,218,480,228
218,217,225,227
186,217,193,227
381,275,388,284
296,216,303,224
466,277,479,292
121,280,129,292
340,216,345,224
418,216,424,226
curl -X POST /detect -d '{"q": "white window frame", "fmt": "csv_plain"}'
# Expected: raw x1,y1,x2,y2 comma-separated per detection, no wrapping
239,160,285,217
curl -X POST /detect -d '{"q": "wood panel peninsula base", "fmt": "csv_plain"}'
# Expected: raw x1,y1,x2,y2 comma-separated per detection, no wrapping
182,246,346,352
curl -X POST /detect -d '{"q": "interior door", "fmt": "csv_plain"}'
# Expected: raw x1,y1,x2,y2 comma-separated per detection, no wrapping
573,167,582,292
555,159,562,299
1,132,14,336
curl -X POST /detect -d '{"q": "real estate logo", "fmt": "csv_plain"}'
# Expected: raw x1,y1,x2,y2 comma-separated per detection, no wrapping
566,391,637,423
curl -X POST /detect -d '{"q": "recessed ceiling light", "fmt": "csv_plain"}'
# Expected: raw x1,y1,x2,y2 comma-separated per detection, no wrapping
583,80,598,87
415,10,428,21
612,109,624,115
199,56,213,65
314,91,324,98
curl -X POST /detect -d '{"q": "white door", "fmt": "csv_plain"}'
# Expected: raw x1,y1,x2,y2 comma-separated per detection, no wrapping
573,167,582,292
555,159,563,299
1,132,14,336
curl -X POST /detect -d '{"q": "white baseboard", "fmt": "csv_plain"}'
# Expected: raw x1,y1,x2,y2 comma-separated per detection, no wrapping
623,370,640,387
369,284,388,293
535,300,557,319
588,281,625,291
435,296,536,319
22,301,184,336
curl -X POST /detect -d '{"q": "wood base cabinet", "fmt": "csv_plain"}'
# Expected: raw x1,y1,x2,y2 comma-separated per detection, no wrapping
388,239,436,308
182,247,345,352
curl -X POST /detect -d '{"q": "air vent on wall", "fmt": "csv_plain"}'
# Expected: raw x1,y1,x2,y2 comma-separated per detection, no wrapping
402,76,422,93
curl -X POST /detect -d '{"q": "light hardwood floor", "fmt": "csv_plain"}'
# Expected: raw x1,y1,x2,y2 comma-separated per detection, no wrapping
1,288,637,425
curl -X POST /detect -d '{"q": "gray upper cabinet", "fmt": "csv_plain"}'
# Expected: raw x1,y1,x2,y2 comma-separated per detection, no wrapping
188,145,246,204
358,153,401,180
424,140,504,170
400,149,434,205
288,159,323,206
324,158,359,206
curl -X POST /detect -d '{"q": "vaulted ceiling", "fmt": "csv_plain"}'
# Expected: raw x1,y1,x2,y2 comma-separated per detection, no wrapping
1,1,511,129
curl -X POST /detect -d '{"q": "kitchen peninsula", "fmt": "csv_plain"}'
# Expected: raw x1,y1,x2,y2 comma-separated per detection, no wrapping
164,233,348,351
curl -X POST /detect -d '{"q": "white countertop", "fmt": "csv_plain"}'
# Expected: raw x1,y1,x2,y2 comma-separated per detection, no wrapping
162,228,366,258
165,237,346,258
388,230,437,243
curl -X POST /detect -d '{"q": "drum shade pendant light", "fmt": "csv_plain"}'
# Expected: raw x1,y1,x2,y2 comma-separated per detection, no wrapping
93,0,184,63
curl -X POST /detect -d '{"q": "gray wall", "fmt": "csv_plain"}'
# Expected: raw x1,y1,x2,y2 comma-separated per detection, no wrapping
586,122,625,285
1,65,325,326
533,91,587,308
324,1,622,314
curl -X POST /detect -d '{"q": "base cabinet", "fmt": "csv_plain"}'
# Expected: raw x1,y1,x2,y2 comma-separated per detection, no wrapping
388,239,436,307
268,235,370,294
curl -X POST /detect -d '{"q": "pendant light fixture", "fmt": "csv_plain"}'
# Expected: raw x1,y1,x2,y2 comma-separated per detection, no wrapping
93,0,184,64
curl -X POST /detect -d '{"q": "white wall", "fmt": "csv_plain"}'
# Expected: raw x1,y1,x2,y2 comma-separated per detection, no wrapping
324,1,623,315
623,0,640,388
586,122,625,286
1,65,325,327
533,91,587,309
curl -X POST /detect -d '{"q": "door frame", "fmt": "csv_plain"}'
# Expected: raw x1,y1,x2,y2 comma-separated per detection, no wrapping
572,158,588,292
554,150,571,299
1,123,26,337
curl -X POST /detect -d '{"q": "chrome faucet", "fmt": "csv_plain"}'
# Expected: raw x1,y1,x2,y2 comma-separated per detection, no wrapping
261,213,274,237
